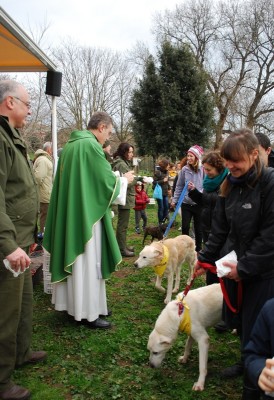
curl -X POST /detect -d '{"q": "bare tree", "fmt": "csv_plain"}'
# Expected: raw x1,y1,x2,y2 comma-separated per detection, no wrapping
153,0,274,147
51,40,137,144
16,20,54,152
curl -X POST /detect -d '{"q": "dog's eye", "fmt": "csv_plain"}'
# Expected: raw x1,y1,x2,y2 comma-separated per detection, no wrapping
142,256,147,259
152,352,159,355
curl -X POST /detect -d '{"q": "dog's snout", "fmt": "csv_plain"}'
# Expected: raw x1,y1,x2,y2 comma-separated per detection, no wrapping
149,361,156,368
133,262,138,268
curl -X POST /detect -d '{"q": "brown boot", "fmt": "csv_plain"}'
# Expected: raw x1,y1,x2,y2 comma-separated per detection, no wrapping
120,249,135,257
27,351,47,364
126,246,135,252
16,351,47,368
0,385,31,400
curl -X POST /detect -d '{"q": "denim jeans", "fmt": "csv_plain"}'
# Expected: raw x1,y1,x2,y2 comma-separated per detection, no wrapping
156,195,169,224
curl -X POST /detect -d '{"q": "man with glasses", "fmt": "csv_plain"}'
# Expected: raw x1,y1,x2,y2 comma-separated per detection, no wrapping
0,80,46,400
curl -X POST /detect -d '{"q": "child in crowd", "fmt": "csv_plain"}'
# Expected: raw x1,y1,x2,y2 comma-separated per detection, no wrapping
134,182,150,234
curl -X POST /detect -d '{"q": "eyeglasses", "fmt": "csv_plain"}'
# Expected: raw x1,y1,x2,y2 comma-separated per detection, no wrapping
13,96,31,109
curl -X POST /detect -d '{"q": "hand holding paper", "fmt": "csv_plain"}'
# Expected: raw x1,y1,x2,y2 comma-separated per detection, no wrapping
215,250,238,278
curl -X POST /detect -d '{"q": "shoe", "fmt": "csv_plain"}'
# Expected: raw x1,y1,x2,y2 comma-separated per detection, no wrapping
135,228,141,234
87,318,111,329
0,384,31,400
127,246,135,252
27,350,47,364
120,249,135,257
99,310,112,317
220,362,244,379
16,351,47,368
215,321,230,333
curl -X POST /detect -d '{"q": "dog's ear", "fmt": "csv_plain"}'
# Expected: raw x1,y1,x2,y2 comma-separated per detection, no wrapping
152,243,164,256
153,248,163,257
159,335,172,345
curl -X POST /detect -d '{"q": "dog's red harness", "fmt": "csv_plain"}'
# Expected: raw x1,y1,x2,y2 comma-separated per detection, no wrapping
195,260,243,314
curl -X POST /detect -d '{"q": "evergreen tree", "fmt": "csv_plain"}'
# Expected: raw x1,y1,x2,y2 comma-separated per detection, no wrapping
130,42,214,159
130,56,163,159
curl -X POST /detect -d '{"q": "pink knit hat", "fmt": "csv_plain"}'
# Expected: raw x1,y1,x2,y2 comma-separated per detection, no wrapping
187,144,204,160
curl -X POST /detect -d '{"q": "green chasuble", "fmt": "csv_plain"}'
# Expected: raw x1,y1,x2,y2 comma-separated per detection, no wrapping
43,130,121,283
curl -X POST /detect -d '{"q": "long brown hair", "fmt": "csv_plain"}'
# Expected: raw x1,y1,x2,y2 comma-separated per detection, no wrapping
220,128,263,197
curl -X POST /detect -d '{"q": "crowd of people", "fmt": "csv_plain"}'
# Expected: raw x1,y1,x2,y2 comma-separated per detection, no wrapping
1,78,274,400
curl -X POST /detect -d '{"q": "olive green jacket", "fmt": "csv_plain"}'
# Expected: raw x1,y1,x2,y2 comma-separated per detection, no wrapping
112,156,138,209
0,116,39,257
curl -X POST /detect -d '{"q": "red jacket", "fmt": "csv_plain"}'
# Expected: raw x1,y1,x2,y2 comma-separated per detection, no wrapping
134,185,150,211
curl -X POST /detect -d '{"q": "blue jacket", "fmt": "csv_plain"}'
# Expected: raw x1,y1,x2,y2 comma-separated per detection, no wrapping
245,298,274,395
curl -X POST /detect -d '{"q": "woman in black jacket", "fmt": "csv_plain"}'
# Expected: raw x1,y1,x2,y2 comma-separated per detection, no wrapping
195,129,274,399
188,150,228,284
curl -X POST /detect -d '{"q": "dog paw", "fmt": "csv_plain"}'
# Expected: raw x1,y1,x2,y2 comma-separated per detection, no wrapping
192,382,204,391
172,287,179,293
156,286,166,293
178,356,188,364
164,297,171,304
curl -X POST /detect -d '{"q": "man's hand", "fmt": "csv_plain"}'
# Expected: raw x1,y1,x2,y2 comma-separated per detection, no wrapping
6,247,31,273
258,358,274,393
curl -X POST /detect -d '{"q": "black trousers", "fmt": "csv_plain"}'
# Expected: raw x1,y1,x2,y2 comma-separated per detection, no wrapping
181,203,203,251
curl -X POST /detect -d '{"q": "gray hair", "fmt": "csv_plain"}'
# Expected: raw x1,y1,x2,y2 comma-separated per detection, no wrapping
43,142,52,151
0,80,23,103
87,111,113,130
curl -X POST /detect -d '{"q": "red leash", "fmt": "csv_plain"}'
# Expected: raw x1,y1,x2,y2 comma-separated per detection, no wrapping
182,272,199,298
196,260,243,314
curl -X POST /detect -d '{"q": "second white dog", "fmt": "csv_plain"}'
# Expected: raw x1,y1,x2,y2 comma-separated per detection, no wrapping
134,235,196,304
147,283,223,391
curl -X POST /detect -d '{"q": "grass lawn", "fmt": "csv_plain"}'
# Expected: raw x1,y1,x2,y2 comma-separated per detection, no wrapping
14,191,243,399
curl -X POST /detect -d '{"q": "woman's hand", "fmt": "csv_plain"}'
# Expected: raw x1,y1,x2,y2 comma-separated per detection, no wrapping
223,261,240,281
123,170,135,184
194,260,206,276
188,181,195,191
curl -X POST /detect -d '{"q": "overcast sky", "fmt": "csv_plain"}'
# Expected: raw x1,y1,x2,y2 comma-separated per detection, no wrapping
1,0,179,51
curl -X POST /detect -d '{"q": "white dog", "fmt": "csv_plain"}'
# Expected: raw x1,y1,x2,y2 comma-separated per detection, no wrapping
134,235,196,304
147,283,223,391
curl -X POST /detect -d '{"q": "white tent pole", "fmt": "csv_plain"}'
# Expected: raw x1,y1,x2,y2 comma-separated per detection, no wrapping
51,95,58,176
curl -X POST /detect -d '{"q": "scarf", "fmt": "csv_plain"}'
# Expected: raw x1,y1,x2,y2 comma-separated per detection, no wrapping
227,167,255,186
203,168,229,192
153,245,169,277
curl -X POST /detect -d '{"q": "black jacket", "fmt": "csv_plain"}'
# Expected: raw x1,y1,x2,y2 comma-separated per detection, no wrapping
153,166,170,196
268,149,274,168
199,167,274,281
